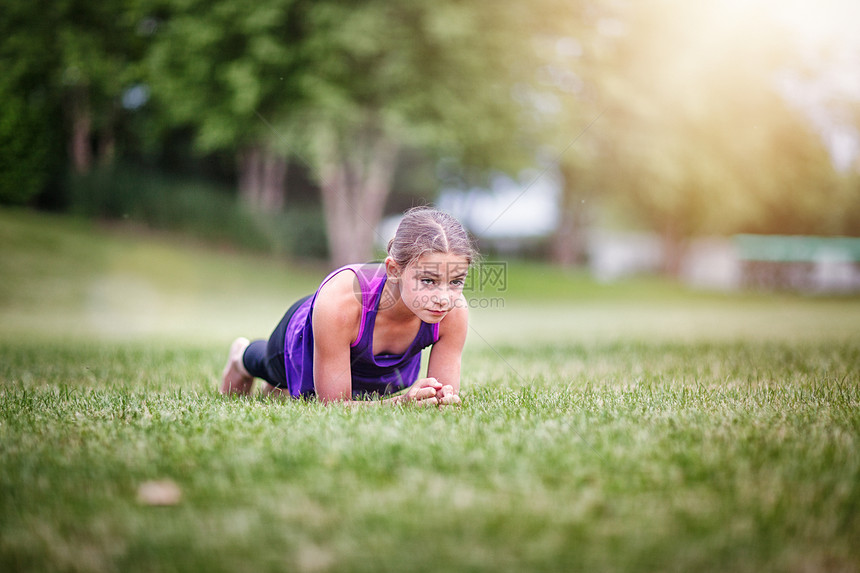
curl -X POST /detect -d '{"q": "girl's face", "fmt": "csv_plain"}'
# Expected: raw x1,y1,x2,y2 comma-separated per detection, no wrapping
388,252,469,323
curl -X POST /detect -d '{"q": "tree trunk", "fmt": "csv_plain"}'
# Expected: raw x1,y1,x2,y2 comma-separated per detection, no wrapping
261,152,287,212
238,147,287,212
660,222,686,277
97,118,116,166
551,163,589,267
238,147,262,207
551,207,578,267
68,87,92,174
319,135,399,267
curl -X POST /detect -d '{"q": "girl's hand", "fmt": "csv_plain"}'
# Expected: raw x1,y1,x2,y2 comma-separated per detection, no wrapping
403,377,443,406
436,384,461,407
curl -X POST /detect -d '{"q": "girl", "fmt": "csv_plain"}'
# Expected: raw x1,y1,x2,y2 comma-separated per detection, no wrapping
220,207,475,406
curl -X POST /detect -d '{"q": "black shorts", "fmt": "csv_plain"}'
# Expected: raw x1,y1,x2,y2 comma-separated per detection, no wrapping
242,294,312,389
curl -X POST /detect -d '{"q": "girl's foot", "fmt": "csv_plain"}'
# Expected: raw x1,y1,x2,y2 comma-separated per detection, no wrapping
220,337,254,395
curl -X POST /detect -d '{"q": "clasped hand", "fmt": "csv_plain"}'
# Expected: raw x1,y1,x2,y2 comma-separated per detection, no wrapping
403,377,461,407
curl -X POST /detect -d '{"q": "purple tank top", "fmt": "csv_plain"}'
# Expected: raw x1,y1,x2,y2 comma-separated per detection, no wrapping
283,264,440,398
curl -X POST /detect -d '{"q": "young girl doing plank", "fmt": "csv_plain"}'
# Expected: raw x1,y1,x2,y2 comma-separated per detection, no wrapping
220,207,475,406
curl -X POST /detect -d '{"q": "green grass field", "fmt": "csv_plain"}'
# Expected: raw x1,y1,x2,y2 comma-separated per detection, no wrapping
2,208,859,572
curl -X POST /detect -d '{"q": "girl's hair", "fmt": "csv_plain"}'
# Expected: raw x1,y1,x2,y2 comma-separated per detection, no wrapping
387,207,478,268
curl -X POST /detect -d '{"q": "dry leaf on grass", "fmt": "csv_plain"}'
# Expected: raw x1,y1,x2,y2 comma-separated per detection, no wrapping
137,479,182,506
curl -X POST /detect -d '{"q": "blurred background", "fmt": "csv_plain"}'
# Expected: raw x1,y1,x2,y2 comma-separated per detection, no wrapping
2,0,860,294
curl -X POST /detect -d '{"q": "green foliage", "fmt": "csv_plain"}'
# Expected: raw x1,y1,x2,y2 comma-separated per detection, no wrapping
293,1,543,168
141,0,552,168
65,164,329,257
260,205,329,259
142,0,307,154
0,1,67,204
0,0,152,208
141,0,564,264
0,89,51,205
2,0,859,263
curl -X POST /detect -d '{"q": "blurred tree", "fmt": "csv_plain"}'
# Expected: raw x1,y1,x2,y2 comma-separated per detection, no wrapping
843,174,860,236
143,0,545,265
53,0,141,172
0,0,144,189
142,0,305,213
594,0,852,272
0,0,59,203
540,0,855,272
520,3,608,266
298,1,542,265
0,86,51,205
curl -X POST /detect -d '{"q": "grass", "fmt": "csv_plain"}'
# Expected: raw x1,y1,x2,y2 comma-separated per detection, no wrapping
1,207,859,572
0,208,324,343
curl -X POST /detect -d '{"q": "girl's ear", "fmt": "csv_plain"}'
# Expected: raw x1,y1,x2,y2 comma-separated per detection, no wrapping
384,256,401,280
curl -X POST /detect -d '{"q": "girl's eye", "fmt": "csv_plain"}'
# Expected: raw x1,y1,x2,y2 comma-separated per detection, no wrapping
451,279,465,287
420,278,436,286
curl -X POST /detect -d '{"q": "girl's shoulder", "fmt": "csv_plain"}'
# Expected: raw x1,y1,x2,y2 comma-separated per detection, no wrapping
314,269,362,321
317,263,385,307
320,263,385,290
316,269,363,309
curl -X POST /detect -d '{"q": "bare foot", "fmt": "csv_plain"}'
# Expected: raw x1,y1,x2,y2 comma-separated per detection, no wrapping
220,337,254,395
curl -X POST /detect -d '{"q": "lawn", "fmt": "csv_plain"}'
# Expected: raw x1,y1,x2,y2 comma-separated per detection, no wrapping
1,208,859,572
